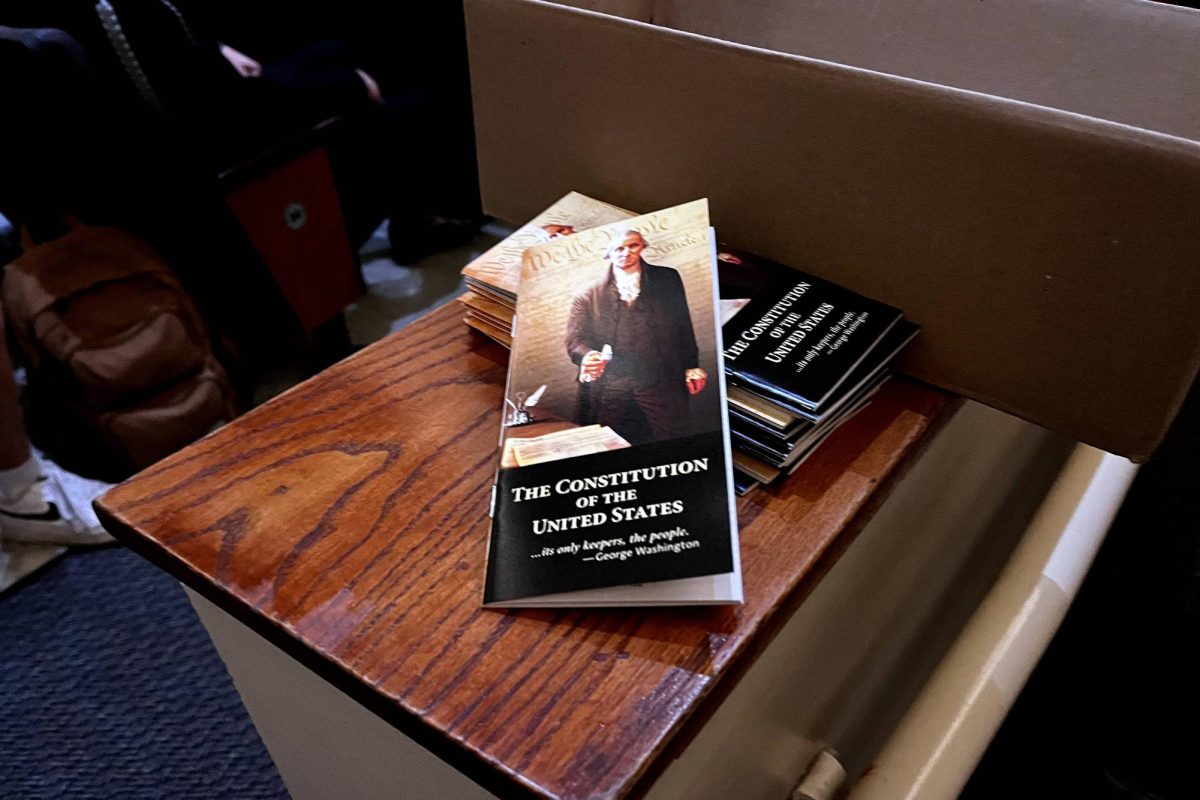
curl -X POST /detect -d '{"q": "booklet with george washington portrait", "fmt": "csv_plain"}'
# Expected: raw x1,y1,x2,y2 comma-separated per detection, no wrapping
483,199,742,608
461,191,635,302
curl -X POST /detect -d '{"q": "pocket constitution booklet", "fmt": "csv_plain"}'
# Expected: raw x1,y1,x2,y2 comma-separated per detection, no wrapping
462,191,635,303
714,247,919,493
483,199,742,608
718,247,910,417
459,193,637,345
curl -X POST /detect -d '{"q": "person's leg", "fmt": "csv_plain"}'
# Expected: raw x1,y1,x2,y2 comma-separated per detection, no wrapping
0,305,31,573
0,306,112,546
384,104,486,262
0,303,32,471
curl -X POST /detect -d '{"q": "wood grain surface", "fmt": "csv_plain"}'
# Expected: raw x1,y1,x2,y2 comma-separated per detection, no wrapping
96,302,952,800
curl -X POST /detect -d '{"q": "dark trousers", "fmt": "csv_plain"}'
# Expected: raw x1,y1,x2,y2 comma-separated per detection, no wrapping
591,380,689,446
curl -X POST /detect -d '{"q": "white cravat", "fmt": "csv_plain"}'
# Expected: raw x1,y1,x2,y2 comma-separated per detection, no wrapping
612,265,642,304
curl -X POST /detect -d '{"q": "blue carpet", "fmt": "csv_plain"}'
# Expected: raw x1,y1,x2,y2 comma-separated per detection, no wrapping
0,547,290,800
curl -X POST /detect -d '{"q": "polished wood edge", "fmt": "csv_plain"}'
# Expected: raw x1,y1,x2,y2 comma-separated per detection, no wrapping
622,394,963,800
94,503,548,800
94,377,959,800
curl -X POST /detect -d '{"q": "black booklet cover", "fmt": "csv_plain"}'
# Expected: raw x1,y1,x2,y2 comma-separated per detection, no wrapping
730,319,919,454
483,200,741,608
717,248,904,415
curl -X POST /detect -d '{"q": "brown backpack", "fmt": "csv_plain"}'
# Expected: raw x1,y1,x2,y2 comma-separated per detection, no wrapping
1,226,239,478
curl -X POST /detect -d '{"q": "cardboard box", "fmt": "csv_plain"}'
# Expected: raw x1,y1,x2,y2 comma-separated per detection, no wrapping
465,0,1200,460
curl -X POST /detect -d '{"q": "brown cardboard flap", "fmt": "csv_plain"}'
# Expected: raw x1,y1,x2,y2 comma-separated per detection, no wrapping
656,0,1200,141
466,0,1200,459
551,0,653,19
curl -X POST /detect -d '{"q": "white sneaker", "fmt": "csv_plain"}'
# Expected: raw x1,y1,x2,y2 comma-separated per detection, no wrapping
0,472,114,547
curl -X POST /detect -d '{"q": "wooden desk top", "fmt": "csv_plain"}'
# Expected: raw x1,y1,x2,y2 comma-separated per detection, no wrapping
96,302,953,800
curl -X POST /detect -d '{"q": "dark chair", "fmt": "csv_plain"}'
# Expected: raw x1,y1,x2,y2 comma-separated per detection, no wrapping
219,118,364,337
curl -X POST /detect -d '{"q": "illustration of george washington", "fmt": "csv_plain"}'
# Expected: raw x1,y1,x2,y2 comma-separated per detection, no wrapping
565,229,708,445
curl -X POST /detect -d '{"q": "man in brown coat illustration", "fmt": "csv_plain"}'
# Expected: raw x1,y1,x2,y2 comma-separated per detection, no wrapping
565,230,707,445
